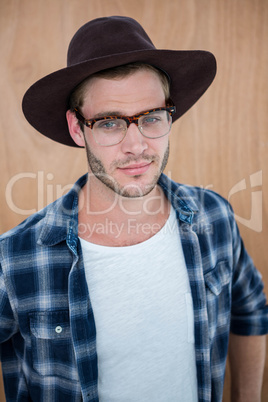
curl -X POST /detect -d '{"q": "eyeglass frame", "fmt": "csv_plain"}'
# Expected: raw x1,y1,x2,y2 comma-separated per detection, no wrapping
74,105,176,129
73,105,176,146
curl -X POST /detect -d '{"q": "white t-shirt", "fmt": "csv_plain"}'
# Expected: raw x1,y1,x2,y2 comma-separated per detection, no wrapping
80,207,198,401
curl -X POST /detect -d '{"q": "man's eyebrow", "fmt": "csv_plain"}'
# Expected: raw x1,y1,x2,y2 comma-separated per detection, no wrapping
93,111,123,119
92,106,164,119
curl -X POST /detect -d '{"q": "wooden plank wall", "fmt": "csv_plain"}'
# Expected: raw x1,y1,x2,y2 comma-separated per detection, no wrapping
0,0,267,400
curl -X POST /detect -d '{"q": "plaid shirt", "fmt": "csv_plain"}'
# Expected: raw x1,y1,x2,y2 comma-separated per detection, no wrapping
0,173,267,402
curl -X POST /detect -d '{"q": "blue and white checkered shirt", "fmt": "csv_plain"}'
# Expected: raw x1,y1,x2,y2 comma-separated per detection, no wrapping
0,174,267,401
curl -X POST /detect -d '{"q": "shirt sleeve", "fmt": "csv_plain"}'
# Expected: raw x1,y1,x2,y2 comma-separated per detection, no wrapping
0,262,18,343
229,213,268,335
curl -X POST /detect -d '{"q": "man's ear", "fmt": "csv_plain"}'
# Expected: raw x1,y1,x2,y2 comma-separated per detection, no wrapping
66,110,85,147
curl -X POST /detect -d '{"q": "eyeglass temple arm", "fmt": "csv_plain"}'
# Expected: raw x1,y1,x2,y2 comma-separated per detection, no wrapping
74,108,92,128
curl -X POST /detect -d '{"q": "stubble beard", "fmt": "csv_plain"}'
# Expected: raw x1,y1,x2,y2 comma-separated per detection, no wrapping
84,141,170,198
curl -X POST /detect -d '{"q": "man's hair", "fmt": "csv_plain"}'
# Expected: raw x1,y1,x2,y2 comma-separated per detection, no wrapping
69,63,171,130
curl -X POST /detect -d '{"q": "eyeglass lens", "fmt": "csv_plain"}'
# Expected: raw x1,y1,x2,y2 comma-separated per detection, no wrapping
93,110,172,146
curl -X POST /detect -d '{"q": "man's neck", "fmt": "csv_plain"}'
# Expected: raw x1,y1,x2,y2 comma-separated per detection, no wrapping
78,180,171,247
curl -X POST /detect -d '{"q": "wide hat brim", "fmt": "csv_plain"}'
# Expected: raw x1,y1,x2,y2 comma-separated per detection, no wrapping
22,19,216,147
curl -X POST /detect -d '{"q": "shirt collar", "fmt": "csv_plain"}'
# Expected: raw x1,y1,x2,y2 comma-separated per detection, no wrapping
158,174,199,224
37,174,87,247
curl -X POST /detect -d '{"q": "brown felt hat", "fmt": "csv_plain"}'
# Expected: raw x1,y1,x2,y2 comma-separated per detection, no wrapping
22,16,216,147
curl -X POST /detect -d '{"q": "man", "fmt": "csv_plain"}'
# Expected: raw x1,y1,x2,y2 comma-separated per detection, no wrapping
0,16,267,402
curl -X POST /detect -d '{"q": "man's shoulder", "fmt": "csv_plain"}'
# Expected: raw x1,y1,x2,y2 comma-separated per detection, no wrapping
0,199,60,250
159,174,231,213
0,174,87,248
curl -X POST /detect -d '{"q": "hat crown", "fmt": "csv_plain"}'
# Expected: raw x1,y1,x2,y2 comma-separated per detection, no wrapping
67,16,156,66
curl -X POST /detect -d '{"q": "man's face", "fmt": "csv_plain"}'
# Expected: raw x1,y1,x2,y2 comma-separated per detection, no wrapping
78,69,170,198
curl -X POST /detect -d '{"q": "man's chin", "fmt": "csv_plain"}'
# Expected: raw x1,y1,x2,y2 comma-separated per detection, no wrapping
119,186,155,199
115,177,159,199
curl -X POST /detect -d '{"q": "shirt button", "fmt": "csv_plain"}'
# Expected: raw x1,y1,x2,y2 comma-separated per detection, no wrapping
55,325,63,334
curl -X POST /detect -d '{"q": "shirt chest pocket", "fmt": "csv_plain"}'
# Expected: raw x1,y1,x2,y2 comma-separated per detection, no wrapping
204,261,232,340
29,311,79,381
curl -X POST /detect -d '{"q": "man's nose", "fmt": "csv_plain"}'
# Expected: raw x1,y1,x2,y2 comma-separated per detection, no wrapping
120,123,148,155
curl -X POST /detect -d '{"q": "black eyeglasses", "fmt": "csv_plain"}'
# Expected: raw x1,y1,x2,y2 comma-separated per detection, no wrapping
74,105,176,146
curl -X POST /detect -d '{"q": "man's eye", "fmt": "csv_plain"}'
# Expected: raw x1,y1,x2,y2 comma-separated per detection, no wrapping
142,115,162,125
97,119,119,129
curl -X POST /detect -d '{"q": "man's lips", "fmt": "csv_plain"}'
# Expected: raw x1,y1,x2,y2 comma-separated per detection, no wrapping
117,162,152,176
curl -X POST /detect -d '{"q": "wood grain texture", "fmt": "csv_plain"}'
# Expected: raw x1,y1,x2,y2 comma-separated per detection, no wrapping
0,0,267,400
